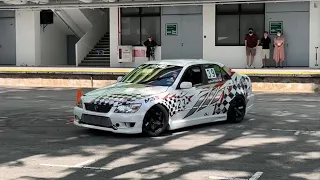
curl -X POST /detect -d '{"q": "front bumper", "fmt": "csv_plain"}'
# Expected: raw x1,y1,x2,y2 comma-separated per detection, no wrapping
73,106,145,134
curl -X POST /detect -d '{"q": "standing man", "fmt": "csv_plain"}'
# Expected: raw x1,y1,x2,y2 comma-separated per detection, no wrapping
245,28,259,68
143,36,158,61
260,31,271,68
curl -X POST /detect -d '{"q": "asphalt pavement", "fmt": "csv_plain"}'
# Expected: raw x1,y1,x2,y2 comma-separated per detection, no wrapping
0,87,319,180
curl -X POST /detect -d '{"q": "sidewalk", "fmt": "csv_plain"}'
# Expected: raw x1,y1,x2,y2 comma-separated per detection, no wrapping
0,66,319,92
0,66,319,76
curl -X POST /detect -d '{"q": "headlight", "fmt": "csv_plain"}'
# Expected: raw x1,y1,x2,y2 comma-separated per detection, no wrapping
114,103,141,113
77,98,83,108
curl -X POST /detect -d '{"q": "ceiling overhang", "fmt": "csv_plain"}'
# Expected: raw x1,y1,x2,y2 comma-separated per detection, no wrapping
0,0,310,10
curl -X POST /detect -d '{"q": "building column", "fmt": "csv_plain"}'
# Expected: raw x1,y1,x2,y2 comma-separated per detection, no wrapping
109,7,120,68
202,4,216,60
309,1,320,68
15,10,41,66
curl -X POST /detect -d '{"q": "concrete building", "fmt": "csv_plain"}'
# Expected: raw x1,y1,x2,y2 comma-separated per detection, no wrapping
0,0,319,69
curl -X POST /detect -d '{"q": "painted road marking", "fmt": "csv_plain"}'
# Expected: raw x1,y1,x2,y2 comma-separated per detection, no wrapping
272,129,317,134
209,172,263,180
209,176,246,180
39,163,111,170
75,159,96,167
227,126,318,135
249,172,263,180
272,128,296,132
209,176,247,180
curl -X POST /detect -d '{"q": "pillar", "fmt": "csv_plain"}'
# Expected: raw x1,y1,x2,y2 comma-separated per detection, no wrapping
109,7,120,67
309,1,320,68
15,10,41,66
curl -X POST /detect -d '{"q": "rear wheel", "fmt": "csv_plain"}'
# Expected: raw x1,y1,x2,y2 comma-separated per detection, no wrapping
142,104,169,137
227,96,246,123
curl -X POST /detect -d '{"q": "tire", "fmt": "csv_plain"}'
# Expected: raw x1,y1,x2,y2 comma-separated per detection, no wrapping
142,104,169,137
227,95,246,123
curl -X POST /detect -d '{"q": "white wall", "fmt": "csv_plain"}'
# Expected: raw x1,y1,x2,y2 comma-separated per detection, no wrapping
202,4,263,69
65,9,92,33
309,1,320,68
15,10,41,66
81,9,109,29
40,23,67,66
53,15,74,35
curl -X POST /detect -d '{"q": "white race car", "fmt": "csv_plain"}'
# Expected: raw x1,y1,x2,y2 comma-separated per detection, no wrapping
74,59,254,136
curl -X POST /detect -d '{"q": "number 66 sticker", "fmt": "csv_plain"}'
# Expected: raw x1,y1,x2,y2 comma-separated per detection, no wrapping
205,68,217,79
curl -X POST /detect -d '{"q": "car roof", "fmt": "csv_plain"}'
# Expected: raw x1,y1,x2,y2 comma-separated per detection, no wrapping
143,59,225,67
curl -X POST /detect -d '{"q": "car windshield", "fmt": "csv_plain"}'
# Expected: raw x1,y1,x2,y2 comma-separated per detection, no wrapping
120,64,183,86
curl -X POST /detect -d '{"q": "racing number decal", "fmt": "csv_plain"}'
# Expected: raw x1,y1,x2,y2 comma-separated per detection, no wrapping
177,98,186,110
205,68,217,79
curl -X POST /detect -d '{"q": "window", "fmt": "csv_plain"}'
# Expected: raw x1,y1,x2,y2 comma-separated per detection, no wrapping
121,17,140,45
120,64,182,87
141,16,161,44
216,4,265,46
121,7,161,46
203,64,228,84
180,66,203,87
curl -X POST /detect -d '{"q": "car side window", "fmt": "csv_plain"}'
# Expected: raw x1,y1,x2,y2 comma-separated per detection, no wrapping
221,68,232,81
203,64,224,84
180,65,203,87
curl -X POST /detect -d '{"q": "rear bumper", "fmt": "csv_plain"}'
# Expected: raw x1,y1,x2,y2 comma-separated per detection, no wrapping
73,107,144,134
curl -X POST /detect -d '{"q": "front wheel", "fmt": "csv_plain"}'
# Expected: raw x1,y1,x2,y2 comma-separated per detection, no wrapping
142,104,169,137
227,96,246,123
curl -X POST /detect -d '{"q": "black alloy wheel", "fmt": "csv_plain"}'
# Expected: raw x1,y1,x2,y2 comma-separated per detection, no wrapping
227,96,246,123
142,104,169,137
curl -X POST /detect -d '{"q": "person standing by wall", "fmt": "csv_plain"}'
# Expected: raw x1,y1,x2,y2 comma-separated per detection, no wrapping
273,30,285,68
260,31,271,68
143,36,158,61
245,28,260,69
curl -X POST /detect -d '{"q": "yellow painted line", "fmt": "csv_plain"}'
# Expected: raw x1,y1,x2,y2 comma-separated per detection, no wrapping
238,71,320,75
0,68,319,75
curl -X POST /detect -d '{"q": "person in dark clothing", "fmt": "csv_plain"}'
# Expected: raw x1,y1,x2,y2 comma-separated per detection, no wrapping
143,36,158,61
245,28,259,68
260,31,271,68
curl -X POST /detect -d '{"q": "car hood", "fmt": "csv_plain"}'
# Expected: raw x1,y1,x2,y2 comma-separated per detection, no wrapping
83,82,169,103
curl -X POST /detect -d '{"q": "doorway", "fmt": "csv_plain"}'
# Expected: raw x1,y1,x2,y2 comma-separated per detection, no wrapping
265,12,309,67
161,14,203,59
0,18,16,65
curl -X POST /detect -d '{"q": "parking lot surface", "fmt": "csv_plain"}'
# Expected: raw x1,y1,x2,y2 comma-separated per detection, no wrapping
0,87,319,180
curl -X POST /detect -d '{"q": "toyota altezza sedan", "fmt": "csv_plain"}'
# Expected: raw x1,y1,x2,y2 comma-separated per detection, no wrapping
74,59,254,136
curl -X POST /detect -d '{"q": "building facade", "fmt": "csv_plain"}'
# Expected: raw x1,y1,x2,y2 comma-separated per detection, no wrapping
0,1,320,69
112,2,319,68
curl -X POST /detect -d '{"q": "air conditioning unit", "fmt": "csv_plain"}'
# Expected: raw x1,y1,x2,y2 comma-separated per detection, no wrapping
3,0,28,4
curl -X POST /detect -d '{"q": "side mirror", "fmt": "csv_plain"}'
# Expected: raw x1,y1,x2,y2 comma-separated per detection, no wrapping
180,82,193,89
117,76,123,82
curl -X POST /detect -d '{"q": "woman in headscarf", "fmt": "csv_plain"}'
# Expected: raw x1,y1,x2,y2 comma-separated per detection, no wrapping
273,30,285,68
